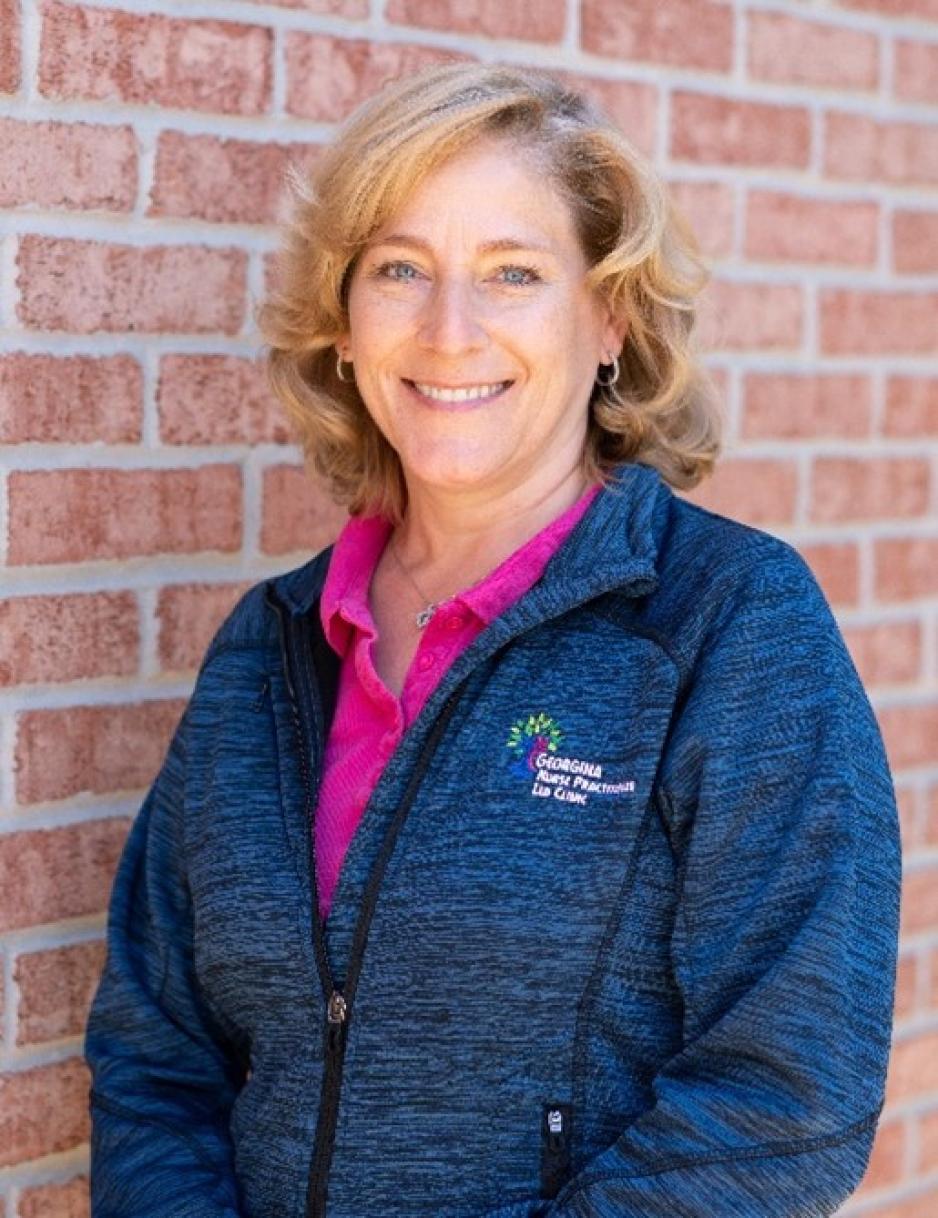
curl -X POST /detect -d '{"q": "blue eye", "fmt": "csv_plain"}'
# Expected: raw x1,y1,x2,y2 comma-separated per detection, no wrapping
376,261,420,282
498,265,540,286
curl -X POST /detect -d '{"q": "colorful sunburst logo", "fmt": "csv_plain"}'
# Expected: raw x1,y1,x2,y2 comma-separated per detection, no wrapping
505,713,564,776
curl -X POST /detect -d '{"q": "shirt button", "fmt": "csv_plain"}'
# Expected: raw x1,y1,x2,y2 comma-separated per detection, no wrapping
417,651,436,673
445,613,466,632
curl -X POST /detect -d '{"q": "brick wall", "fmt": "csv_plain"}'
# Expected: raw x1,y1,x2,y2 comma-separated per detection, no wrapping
0,1,935,1214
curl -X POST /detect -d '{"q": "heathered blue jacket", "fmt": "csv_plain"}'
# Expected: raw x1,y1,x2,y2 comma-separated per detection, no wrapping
85,460,902,1218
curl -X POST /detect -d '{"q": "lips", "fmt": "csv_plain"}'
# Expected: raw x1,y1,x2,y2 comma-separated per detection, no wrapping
402,378,514,408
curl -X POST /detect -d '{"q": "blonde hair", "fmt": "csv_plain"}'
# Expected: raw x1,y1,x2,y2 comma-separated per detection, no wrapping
258,62,723,522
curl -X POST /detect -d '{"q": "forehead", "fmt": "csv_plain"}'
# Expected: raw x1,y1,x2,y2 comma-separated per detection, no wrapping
369,138,581,254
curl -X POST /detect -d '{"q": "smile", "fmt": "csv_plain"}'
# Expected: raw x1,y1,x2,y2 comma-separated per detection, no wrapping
404,379,513,405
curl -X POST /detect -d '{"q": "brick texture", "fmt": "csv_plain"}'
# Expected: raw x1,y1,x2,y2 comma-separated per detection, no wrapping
879,708,938,772
698,281,803,351
747,12,879,91
157,581,253,673
667,180,735,260
841,621,923,687
800,544,860,609
40,1,272,116
0,0,19,94
875,538,938,602
819,290,938,355
261,465,348,556
149,132,318,225
581,0,733,71
0,117,136,210
893,211,938,274
16,236,247,335
15,941,107,1045
680,459,799,526
157,354,290,445
825,112,938,187
894,40,938,106
0,592,139,687
286,34,468,122
0,353,142,442
854,1120,907,1196
388,0,565,43
14,699,186,804
0,819,129,933
7,466,242,564
744,192,878,266
0,1059,90,1168
884,378,938,437
810,457,930,523
741,373,872,440
18,1177,90,1218
671,92,811,168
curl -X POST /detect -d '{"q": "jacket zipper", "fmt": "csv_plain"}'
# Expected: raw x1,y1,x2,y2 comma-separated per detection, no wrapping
266,585,466,1218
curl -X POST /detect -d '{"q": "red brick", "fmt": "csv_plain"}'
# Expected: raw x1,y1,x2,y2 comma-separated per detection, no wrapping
150,132,319,226
800,543,859,608
825,112,938,188
157,354,289,445
0,0,20,94
741,373,872,440
671,92,811,169
286,33,468,122
157,581,252,673
581,0,732,71
921,1109,938,1174
851,1183,938,1218
679,458,798,526
854,1118,906,1195
897,785,919,854
698,280,803,351
0,819,128,932
18,1177,89,1218
39,1,272,116
875,538,938,602
819,290,938,356
878,706,938,773
886,1030,938,1105
7,466,242,565
839,0,938,19
0,117,135,211
667,179,735,260
0,353,142,443
0,593,139,687
261,465,348,556
748,12,879,91
894,40,938,106
16,236,246,335
893,954,918,1021
884,378,938,438
232,0,365,10
811,456,930,524
15,699,185,804
894,211,938,275
0,1059,89,1168
927,787,938,847
15,941,106,1046
389,0,565,43
841,621,922,687
745,191,878,266
556,71,658,161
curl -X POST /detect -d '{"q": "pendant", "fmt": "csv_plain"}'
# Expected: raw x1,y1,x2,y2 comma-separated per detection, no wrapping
415,604,436,629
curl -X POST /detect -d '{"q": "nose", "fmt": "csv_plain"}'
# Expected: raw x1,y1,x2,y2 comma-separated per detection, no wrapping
416,274,487,356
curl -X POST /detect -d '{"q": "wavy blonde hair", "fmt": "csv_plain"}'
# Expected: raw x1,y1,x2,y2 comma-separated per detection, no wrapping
258,62,723,522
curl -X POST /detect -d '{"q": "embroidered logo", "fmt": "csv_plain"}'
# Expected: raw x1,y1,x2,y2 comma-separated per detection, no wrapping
505,714,636,807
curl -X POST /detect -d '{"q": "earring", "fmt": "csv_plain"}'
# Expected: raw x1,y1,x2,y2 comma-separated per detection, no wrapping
595,354,620,388
336,351,352,382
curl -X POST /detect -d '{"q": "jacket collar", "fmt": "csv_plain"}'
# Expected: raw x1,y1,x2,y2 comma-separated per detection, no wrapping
270,460,669,620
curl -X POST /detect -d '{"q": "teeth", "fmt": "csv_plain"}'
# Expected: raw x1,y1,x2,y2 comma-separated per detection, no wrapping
411,381,509,402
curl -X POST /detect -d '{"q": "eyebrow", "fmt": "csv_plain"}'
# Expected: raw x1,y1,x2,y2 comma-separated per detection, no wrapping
368,233,557,257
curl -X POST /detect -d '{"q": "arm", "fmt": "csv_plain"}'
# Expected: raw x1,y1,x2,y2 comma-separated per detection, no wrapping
544,555,902,1218
84,704,246,1217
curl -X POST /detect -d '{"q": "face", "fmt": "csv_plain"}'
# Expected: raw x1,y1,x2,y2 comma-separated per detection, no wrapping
336,137,627,503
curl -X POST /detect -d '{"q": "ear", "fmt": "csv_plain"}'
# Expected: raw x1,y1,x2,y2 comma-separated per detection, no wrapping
601,309,628,360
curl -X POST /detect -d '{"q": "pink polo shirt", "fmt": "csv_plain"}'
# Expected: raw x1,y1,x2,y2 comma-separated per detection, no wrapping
316,481,601,921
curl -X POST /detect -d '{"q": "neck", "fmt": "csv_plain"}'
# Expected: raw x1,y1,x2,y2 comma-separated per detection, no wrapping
391,460,593,587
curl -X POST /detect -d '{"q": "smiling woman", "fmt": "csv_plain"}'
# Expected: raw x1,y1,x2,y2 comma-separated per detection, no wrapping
84,63,901,1218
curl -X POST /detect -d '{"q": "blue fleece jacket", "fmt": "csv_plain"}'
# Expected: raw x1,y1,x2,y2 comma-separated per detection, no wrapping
84,460,902,1218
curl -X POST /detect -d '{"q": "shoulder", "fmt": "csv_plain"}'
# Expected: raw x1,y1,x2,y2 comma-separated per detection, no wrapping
196,545,335,675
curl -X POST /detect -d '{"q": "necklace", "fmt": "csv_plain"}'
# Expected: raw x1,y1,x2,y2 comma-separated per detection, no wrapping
387,536,456,629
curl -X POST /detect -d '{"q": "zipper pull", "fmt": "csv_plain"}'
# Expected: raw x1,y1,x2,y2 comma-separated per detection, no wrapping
546,1107,565,1152
326,989,347,1054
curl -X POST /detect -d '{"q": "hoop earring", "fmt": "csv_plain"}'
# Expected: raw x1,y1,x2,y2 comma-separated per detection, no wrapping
595,355,620,388
336,352,352,383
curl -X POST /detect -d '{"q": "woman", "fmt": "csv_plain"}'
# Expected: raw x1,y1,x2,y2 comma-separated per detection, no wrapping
85,64,901,1218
